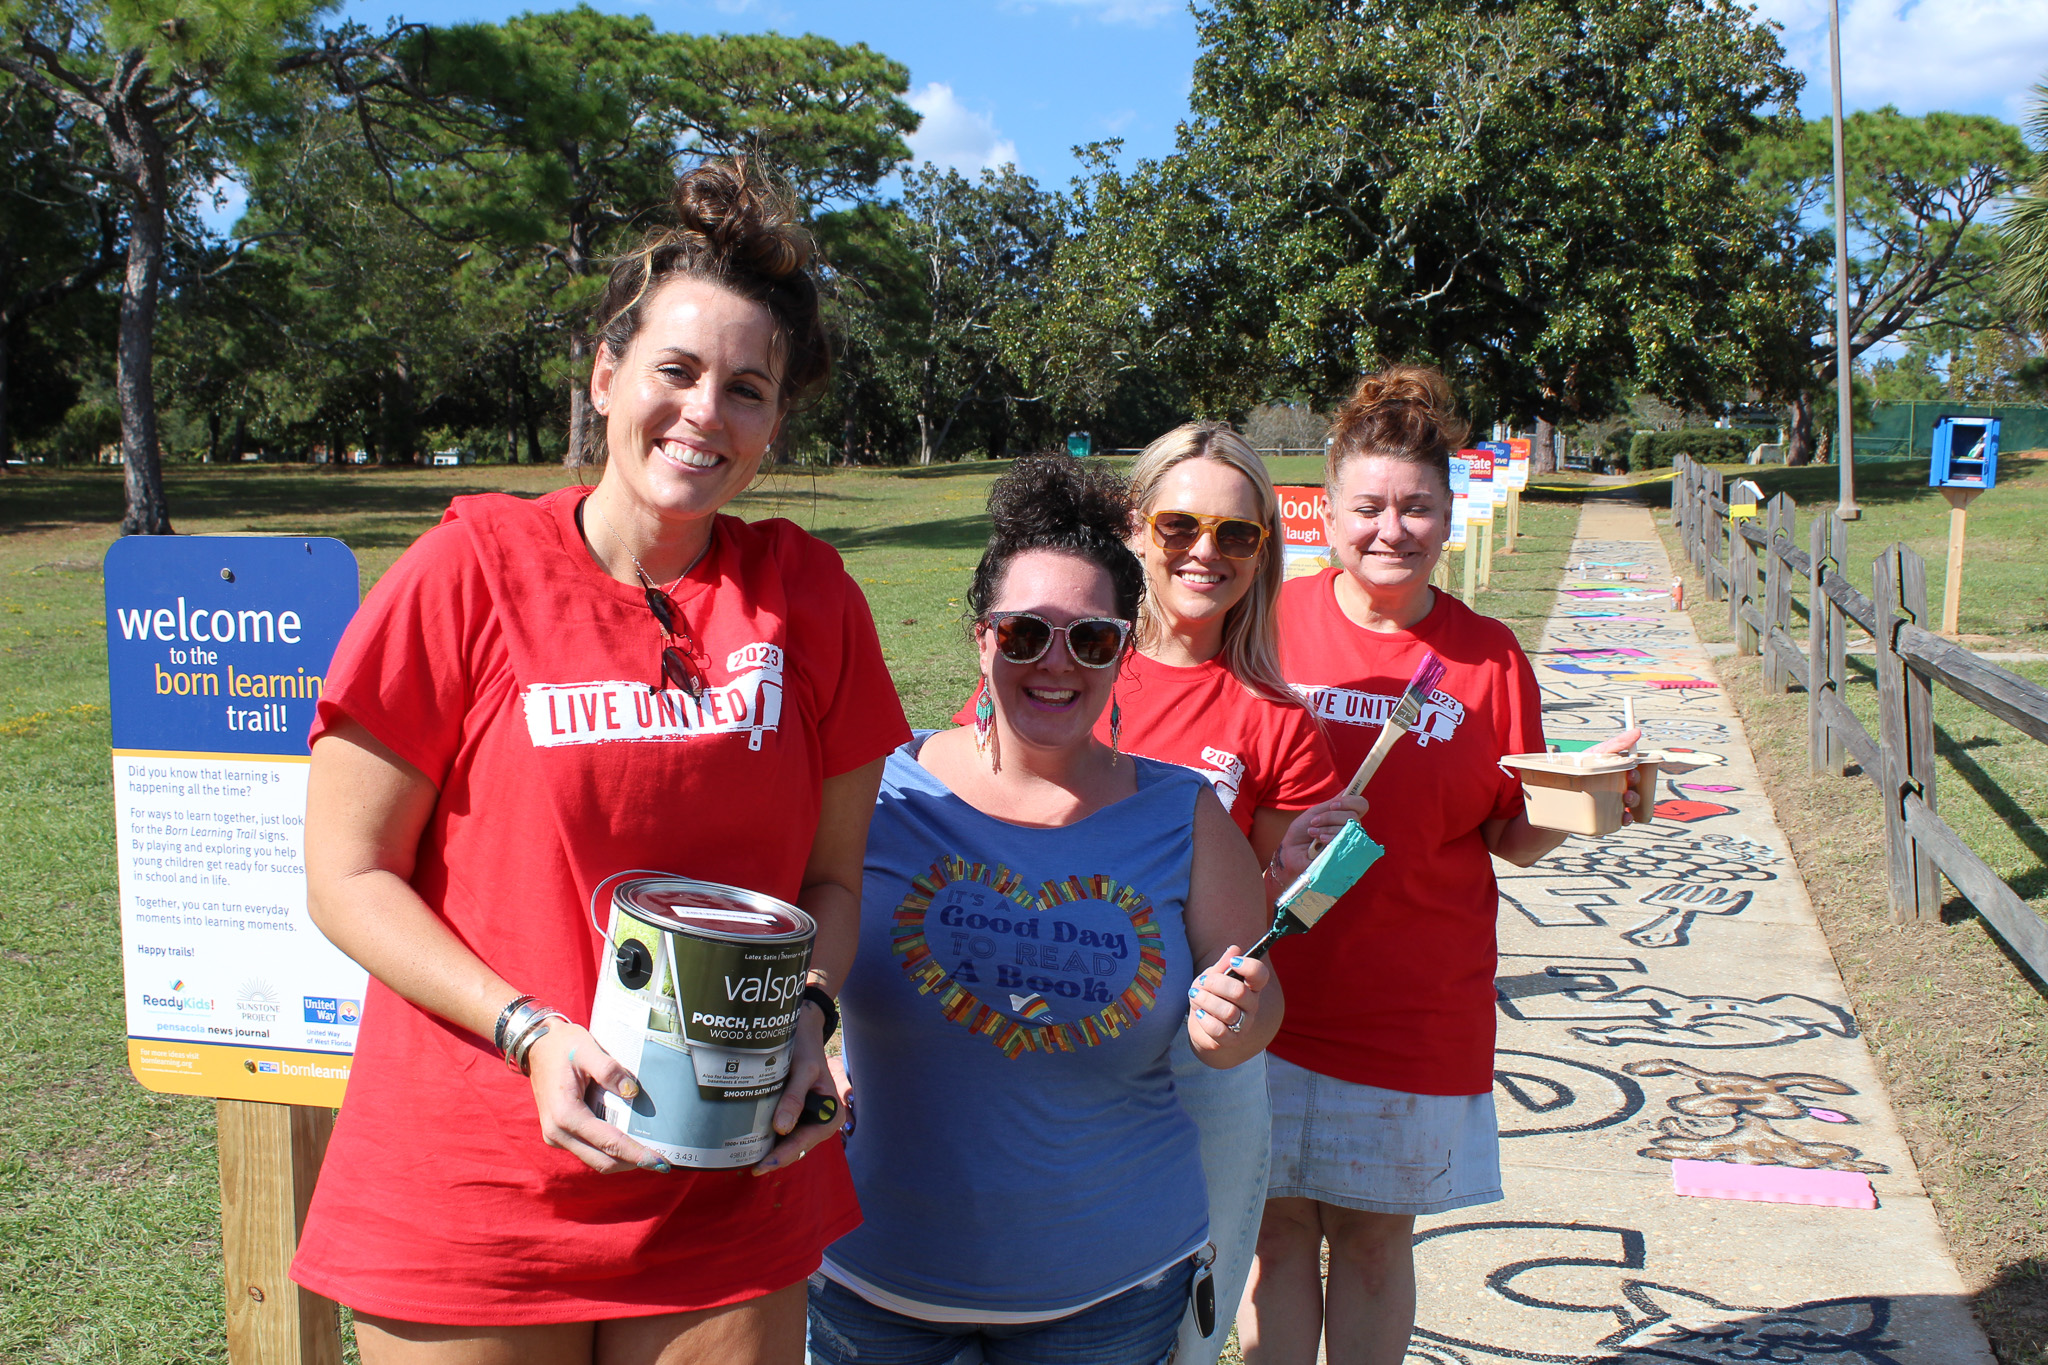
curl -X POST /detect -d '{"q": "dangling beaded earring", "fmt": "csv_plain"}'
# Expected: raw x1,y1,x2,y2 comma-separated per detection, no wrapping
973,674,999,772
1109,692,1124,766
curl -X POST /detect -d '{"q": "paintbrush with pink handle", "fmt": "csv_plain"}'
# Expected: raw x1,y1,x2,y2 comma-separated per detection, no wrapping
1340,650,1448,800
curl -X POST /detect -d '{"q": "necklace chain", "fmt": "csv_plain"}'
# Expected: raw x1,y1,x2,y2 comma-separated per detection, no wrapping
587,495,703,596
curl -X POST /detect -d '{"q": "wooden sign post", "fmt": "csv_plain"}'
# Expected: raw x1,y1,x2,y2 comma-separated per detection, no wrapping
220,1100,342,1364
103,537,361,1365
1464,449,1496,592
1939,485,1984,637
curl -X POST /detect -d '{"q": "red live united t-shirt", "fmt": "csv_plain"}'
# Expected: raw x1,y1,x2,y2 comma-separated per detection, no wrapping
951,650,1338,835
1272,573,1543,1097
290,487,909,1324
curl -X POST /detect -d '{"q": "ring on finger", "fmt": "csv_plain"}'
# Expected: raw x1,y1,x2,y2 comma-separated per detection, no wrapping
1226,1014,1244,1035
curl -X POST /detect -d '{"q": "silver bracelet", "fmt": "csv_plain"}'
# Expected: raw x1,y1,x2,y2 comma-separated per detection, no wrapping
493,993,538,1054
498,998,566,1074
1263,849,1290,885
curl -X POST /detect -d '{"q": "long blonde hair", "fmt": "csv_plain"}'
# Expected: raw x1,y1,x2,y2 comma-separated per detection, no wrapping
1126,422,1298,708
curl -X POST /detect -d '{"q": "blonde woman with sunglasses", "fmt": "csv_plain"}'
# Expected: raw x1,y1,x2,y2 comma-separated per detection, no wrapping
816,454,1280,1365
1122,424,1368,1365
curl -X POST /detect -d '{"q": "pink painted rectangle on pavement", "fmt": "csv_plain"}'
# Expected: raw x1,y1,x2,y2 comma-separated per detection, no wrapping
1670,1159,1876,1209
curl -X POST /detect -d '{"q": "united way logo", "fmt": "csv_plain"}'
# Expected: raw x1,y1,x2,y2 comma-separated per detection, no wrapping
891,855,1167,1058
303,995,362,1026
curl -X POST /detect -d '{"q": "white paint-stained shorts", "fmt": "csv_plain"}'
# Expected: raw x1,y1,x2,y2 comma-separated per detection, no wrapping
1265,1055,1503,1216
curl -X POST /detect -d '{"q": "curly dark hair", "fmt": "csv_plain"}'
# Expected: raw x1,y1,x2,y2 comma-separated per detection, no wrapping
968,455,1144,625
592,158,831,414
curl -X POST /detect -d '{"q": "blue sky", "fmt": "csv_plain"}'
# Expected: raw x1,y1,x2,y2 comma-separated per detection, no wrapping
205,0,2041,235
325,0,2048,185
334,0,1206,188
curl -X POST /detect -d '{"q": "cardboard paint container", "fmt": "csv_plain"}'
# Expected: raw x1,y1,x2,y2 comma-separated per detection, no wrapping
588,876,815,1169
1498,751,1638,836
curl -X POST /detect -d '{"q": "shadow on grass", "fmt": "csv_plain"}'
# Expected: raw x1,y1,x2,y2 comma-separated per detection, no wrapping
0,467,554,531
876,460,1012,481
1934,723,2048,903
1975,1255,2048,1365
814,515,991,553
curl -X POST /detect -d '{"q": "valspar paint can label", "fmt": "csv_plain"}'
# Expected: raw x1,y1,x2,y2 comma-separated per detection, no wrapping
588,876,814,1169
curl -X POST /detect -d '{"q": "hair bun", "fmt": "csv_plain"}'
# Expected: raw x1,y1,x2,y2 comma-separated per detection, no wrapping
986,455,1131,545
670,159,814,280
1330,364,1470,460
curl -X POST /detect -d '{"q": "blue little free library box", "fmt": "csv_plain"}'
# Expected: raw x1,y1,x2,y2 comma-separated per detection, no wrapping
1929,416,1999,490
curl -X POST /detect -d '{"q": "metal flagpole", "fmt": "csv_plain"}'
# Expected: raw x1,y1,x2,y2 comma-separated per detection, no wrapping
1831,0,1861,519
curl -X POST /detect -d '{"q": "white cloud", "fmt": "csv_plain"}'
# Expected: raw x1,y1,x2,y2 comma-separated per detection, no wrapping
906,83,1020,175
1752,0,2048,124
1027,0,1174,23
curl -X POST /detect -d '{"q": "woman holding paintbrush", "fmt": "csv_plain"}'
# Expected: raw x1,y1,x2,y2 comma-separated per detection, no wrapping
1243,367,1642,1365
815,454,1284,1364
1118,422,1365,1365
944,424,1364,1363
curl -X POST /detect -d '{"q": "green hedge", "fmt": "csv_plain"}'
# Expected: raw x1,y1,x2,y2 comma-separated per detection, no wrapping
1625,428,1753,471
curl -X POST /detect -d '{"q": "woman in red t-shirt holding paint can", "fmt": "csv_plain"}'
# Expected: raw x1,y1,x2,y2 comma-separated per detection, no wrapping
1243,368,1640,1365
290,161,909,1362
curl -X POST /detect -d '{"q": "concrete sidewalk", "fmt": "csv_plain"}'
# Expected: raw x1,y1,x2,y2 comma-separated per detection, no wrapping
1407,500,1994,1365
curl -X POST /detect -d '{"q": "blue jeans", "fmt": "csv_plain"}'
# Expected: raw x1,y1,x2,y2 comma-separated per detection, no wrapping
806,1260,1195,1365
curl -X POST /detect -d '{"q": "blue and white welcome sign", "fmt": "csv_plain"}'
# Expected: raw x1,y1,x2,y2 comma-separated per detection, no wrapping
104,536,366,1105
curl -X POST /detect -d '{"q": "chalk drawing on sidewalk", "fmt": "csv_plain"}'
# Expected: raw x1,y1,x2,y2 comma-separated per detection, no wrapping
1624,1058,1890,1173
1408,1221,1905,1364
1649,798,1739,824
1492,1049,1646,1137
1623,884,1754,948
1506,985,1859,1051
1538,831,1780,884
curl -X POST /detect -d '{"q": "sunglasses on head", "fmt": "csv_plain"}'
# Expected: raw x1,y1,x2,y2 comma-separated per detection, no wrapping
1146,509,1269,560
984,612,1131,669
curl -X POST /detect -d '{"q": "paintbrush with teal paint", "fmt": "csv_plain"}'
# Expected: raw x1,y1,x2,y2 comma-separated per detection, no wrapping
1243,820,1385,959
1240,650,1443,960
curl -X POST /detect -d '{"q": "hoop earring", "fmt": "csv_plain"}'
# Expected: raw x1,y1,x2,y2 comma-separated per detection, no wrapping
1109,691,1123,766
973,674,999,773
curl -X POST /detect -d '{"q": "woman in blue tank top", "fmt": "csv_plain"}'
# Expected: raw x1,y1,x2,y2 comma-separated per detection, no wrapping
812,455,1282,1365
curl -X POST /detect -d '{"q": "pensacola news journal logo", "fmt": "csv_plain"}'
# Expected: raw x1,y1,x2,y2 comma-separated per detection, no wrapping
303,995,361,1026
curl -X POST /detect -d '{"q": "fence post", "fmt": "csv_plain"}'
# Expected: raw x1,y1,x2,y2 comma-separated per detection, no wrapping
1826,514,1848,772
1873,545,1941,922
1764,493,1794,693
1671,456,1686,564
1808,517,1833,774
1706,470,1726,602
1728,481,1756,656
1687,458,1702,576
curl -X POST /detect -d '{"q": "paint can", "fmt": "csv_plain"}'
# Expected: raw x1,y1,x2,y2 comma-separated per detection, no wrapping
588,875,815,1170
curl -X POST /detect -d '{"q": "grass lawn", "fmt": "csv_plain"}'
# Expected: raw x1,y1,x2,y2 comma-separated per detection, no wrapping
1655,507,2048,1365
1684,453,2048,650
0,458,1572,1362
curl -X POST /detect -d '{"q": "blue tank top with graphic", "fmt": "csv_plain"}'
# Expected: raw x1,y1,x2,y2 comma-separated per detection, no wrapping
829,734,1210,1316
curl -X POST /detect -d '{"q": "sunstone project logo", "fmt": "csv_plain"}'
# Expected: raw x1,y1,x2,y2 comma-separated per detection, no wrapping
236,979,280,1024
140,978,215,1013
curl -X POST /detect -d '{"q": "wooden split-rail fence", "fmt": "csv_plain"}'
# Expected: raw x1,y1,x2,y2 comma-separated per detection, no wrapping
1670,454,2048,984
